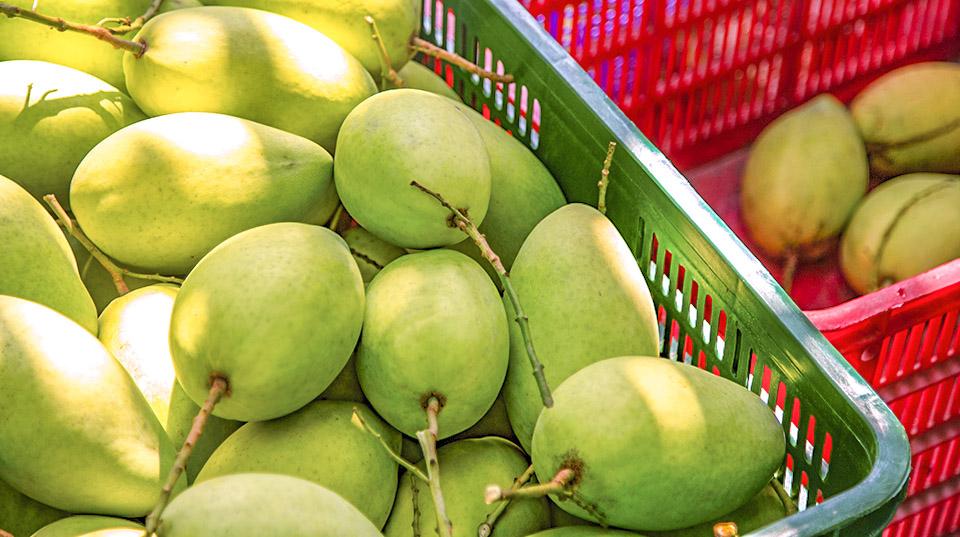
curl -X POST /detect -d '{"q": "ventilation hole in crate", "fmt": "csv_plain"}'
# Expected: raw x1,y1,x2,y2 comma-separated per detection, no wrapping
701,294,713,343
697,350,707,369
422,0,432,32
519,85,529,136
730,330,743,372
775,382,787,424
668,318,681,360
648,233,660,281
494,60,506,110
747,352,758,390
759,365,772,402
445,8,456,50
790,397,801,447
712,365,721,376
507,82,516,123
784,453,794,493
432,1,443,43
482,48,494,96
531,98,541,149
816,488,824,505
716,310,727,357
798,471,809,511
806,415,817,465
687,279,700,329
657,304,668,353
683,334,694,364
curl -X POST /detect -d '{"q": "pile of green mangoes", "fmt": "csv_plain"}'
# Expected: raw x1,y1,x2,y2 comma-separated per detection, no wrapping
0,1,791,536
741,62,960,294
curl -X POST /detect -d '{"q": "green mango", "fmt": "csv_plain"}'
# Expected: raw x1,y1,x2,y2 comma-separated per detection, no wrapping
319,354,366,402
196,401,400,528
401,436,423,464
548,502,593,528
335,89,492,248
98,285,242,483
531,357,785,532
852,62,960,177
741,94,868,260
0,295,179,516
0,60,144,208
503,204,659,451
203,0,420,80
158,0,204,11
357,250,508,438
392,61,462,101
30,516,143,537
157,473,384,537
647,483,788,537
0,175,97,334
123,6,377,152
385,437,550,537
71,112,333,275
343,226,407,283
447,103,565,282
170,223,364,421
527,529,645,537
840,173,960,294
0,0,151,89
449,395,516,443
303,180,341,227
0,478,66,537
67,236,152,314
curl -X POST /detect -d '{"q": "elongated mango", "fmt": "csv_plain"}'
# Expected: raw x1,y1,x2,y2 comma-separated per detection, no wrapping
840,173,960,294
0,478,67,537
852,62,960,177
742,94,868,260
30,516,144,537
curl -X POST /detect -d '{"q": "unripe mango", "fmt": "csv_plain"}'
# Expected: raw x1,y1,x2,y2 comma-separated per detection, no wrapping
0,478,66,537
99,285,242,483
504,204,659,451
335,89,492,248
170,223,364,421
319,354,366,403
393,61,462,101
531,357,784,531
197,401,400,528
0,175,97,333
71,112,333,275
30,516,144,537
741,94,868,260
0,60,144,207
852,62,960,177
840,173,960,294
449,394,516,443
203,0,421,80
0,295,178,516
385,437,550,537
526,529,645,537
357,249,508,438
157,474,383,537
123,6,377,152
303,180,341,227
647,483,788,537
343,226,407,283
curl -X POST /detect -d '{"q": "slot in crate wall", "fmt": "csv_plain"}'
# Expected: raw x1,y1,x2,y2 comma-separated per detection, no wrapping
419,1,910,535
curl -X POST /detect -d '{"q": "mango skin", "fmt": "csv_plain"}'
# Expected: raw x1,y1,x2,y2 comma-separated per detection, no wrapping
742,94,868,259
527,529,645,537
840,173,960,294
385,437,550,537
335,89,492,248
123,6,377,153
393,61,462,101
357,250,508,438
532,357,785,532
203,0,420,80
170,223,365,422
0,175,98,334
448,103,566,281
343,226,407,283
548,503,594,528
0,296,179,516
0,0,150,90
0,60,144,208
98,285,241,483
319,354,366,402
196,401,400,528
302,180,341,227
71,112,333,275
504,204,659,451
157,474,383,537
30,516,144,537
852,62,960,177
0,478,67,537
647,483,787,537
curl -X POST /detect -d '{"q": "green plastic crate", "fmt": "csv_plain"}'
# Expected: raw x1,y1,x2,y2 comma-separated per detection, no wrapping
418,0,912,535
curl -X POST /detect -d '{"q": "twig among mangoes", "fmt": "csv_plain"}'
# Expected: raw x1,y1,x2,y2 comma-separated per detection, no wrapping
144,377,229,536
366,16,404,90
417,396,453,537
410,180,554,408
352,407,428,481
0,528,13,537
597,141,617,215
477,464,536,537
97,0,166,34
485,467,575,504
0,2,146,56
771,478,798,515
43,195,184,294
411,37,513,85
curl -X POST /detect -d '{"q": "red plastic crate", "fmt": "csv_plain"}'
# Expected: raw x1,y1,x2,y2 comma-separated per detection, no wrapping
521,0,960,534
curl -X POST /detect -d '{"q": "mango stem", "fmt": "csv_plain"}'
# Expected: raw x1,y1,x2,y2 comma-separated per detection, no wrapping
478,464,536,537
97,0,165,34
485,467,575,504
352,407,428,482
365,16,403,90
780,251,798,294
410,180,553,408
713,522,739,537
327,204,345,232
144,377,228,536
411,37,513,85
410,472,423,537
0,528,14,537
0,2,146,56
43,194,184,294
597,141,617,215
771,478,798,515
417,397,453,537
